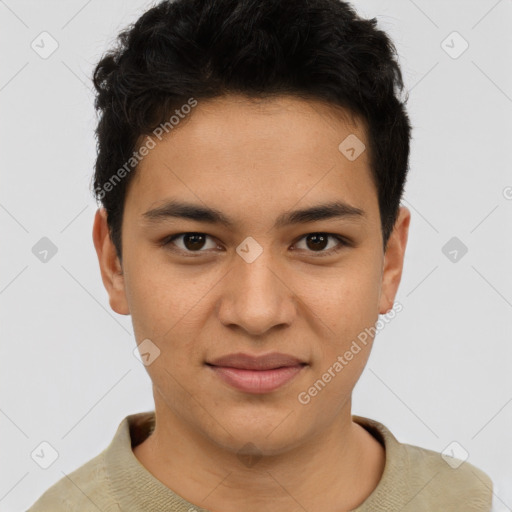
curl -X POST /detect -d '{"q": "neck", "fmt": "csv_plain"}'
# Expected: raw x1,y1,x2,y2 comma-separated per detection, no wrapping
133,400,385,512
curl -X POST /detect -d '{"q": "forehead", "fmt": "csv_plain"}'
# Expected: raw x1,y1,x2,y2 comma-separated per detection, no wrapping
125,94,378,225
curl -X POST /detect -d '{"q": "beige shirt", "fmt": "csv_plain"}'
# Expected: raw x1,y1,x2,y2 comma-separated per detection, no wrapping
27,411,493,511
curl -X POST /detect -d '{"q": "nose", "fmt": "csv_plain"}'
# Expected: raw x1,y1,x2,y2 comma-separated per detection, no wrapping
216,249,297,337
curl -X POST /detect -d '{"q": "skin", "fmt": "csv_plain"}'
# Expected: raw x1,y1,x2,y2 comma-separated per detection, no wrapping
93,94,410,512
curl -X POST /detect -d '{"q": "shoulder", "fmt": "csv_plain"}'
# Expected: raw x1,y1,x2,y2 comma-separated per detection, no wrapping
399,441,493,511
353,415,493,511
26,451,119,512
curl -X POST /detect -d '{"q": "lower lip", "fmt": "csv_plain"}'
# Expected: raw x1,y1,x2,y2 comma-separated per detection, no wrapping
207,364,305,394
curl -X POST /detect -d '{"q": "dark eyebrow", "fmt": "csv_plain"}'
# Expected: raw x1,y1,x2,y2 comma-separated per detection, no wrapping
275,201,365,228
142,200,365,229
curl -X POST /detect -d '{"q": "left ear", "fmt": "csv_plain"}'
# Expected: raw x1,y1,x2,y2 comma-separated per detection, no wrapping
378,206,411,314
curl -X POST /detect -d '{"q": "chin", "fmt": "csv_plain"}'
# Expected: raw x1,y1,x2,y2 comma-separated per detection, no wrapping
204,411,305,456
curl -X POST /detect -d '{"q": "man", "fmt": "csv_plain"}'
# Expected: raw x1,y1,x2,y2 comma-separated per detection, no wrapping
28,0,494,510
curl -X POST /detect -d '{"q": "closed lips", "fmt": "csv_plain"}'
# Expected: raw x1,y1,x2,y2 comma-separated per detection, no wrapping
206,352,307,370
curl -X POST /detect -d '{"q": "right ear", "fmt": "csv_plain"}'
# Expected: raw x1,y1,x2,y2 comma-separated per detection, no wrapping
92,207,130,315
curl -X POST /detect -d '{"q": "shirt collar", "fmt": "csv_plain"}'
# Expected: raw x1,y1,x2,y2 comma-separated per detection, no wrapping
105,411,407,511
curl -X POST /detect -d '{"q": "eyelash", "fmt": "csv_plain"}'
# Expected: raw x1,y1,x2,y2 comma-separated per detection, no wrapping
160,232,350,257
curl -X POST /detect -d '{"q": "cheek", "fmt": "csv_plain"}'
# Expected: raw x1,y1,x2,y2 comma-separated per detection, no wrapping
124,261,214,368
123,259,178,341
123,251,190,330
305,262,381,334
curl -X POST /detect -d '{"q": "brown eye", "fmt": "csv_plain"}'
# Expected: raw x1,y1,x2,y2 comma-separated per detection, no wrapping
181,233,207,251
305,233,329,251
162,233,218,253
294,233,348,256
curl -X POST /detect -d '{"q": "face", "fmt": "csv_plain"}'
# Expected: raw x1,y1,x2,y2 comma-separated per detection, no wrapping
93,94,410,456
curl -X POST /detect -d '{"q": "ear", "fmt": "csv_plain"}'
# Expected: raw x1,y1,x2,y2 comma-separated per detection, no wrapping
378,206,411,314
92,207,130,315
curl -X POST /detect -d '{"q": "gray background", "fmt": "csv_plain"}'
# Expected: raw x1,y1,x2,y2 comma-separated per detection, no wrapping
1,0,511,510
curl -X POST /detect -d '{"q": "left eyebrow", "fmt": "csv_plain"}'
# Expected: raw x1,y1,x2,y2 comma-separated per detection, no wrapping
141,199,366,229
275,200,365,228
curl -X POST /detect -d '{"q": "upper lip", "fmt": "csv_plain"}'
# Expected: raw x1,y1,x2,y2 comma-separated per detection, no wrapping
207,352,306,370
